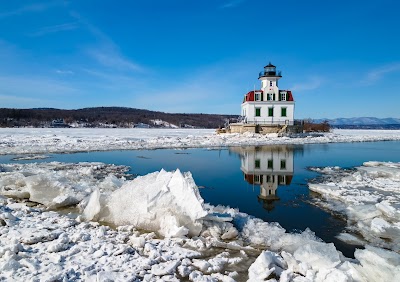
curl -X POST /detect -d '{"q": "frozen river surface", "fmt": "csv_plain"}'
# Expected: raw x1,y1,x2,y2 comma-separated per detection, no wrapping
1,128,400,155
1,128,400,281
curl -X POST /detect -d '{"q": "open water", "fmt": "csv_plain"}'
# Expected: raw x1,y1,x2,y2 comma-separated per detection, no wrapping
1,140,400,258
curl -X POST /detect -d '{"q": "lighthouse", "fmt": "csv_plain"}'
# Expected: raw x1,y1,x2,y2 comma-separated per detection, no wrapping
241,63,295,127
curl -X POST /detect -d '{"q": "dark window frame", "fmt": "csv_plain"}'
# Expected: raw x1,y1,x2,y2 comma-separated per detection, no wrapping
268,107,274,117
280,159,286,169
281,107,287,117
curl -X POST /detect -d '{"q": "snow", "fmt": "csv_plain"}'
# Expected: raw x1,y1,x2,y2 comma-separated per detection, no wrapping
1,128,400,155
309,161,400,252
151,119,179,128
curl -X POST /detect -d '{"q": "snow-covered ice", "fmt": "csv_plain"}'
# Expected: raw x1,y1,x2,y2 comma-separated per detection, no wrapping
309,161,400,252
1,128,400,155
1,163,400,281
0,162,129,209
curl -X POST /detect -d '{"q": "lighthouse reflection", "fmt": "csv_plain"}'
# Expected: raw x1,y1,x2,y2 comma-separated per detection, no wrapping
229,145,294,212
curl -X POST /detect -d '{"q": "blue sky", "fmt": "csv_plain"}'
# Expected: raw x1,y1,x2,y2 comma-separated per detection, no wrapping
0,0,399,118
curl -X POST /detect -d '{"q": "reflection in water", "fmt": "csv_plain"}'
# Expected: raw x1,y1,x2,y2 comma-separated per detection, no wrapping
230,146,294,212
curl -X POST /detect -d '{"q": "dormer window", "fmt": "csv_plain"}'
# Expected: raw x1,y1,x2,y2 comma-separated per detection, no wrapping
280,93,287,101
255,93,261,101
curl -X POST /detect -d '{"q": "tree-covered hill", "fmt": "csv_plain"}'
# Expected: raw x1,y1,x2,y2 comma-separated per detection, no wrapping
0,107,237,128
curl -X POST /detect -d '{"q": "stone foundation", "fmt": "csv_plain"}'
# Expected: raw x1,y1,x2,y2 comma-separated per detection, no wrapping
227,123,303,135
229,123,257,134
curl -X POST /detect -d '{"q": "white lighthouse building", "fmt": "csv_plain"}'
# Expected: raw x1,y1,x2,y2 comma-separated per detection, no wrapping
241,63,295,126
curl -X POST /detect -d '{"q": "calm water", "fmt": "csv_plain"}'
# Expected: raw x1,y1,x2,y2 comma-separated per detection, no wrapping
1,141,400,257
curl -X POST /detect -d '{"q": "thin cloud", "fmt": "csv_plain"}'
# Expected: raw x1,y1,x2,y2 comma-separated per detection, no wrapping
29,22,79,37
133,63,247,113
0,94,52,105
81,68,149,95
0,75,79,97
363,63,400,84
0,1,61,19
290,76,324,92
70,11,145,73
88,49,144,72
220,0,245,9
56,69,74,75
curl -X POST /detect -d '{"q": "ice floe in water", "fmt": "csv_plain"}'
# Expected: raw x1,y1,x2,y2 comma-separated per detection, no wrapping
11,154,50,161
309,161,400,253
1,162,400,281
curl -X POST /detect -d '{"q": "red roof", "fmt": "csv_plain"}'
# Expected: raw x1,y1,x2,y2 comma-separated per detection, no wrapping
244,173,256,184
243,90,263,102
244,174,293,185
243,90,294,102
287,91,294,101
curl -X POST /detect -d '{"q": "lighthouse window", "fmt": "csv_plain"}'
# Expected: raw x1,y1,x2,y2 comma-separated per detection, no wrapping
281,159,286,169
281,107,287,117
270,81,273,87
268,107,274,117
255,108,261,117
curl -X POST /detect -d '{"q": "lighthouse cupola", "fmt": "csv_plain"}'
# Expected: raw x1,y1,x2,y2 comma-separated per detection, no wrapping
258,62,282,94
259,62,282,78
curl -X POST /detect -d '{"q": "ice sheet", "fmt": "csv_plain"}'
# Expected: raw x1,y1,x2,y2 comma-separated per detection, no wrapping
1,128,400,155
309,161,400,252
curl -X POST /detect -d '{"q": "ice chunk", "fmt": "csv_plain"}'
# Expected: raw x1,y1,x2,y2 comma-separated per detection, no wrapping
354,245,400,281
247,251,286,281
85,169,207,237
151,260,180,276
335,233,365,246
346,205,381,221
376,201,398,219
293,242,341,270
24,174,80,208
369,217,400,244
314,267,352,282
82,189,101,221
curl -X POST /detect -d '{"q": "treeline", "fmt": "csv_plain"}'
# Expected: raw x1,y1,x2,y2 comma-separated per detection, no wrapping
0,107,237,128
302,120,330,132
